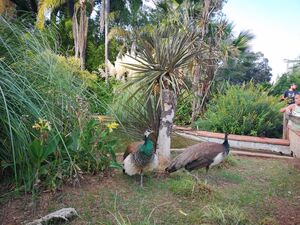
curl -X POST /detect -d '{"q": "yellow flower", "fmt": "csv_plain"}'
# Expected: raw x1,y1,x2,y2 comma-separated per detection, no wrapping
32,118,51,131
32,123,41,130
97,115,108,122
107,122,119,132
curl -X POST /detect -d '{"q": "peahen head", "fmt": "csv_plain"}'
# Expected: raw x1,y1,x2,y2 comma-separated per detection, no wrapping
144,129,153,138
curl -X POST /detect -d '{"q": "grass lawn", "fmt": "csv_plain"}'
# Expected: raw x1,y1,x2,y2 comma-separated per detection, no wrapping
1,155,300,225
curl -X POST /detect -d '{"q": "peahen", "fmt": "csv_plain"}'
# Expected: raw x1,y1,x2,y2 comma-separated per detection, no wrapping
165,133,230,181
123,129,158,187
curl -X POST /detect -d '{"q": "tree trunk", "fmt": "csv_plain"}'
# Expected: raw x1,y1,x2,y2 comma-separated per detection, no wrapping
72,1,88,70
79,1,88,70
191,0,211,123
104,0,110,86
157,89,176,169
72,7,79,59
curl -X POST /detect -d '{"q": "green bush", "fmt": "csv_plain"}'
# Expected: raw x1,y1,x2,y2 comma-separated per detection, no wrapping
270,70,300,96
194,83,284,138
0,17,118,192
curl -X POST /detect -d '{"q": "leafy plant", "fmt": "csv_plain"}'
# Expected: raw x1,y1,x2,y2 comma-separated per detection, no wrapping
194,83,284,137
0,17,119,193
66,118,119,174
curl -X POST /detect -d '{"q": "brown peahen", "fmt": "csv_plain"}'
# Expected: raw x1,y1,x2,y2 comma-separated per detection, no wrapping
165,133,230,180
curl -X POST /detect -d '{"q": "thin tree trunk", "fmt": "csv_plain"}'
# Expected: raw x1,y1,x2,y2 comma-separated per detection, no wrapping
72,7,79,59
104,0,110,86
79,1,88,70
198,64,220,113
191,0,211,122
157,89,176,169
72,1,88,70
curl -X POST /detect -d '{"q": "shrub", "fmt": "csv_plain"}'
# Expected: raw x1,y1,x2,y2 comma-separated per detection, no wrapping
0,17,118,192
194,83,284,138
56,55,116,114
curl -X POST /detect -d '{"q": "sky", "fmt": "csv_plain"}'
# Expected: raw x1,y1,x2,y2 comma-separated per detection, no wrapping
222,0,300,83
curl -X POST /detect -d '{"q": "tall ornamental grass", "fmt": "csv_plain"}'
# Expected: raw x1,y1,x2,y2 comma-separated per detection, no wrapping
0,17,117,192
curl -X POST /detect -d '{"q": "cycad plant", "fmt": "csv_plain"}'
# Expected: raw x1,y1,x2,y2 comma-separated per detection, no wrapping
122,25,198,167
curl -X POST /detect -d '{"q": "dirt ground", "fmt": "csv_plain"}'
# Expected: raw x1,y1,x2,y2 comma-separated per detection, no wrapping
1,157,300,225
272,159,300,225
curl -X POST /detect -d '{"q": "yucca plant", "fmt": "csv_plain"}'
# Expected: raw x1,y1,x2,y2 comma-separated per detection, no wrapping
122,25,198,167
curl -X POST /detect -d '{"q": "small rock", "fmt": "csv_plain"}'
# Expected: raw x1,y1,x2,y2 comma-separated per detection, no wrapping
25,208,78,225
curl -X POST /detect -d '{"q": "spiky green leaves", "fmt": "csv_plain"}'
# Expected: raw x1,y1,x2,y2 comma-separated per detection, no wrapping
122,26,199,103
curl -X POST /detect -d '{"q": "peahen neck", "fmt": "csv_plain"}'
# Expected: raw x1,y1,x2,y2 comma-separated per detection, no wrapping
223,133,230,155
139,135,154,156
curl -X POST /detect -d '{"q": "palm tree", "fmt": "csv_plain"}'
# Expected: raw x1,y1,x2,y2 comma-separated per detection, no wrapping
36,0,90,70
191,22,254,119
151,0,253,122
123,26,198,168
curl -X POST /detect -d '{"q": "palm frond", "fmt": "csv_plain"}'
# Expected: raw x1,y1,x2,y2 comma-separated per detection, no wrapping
233,30,255,52
36,0,67,29
108,27,128,41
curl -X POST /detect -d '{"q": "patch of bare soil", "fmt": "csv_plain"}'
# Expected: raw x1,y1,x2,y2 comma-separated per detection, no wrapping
270,197,300,225
271,158,300,225
291,158,300,172
0,171,114,225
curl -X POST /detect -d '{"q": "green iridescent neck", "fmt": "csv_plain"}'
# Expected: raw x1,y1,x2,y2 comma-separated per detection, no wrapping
139,136,154,155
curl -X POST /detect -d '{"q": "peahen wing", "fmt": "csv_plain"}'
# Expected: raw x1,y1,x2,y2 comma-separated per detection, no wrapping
123,141,143,160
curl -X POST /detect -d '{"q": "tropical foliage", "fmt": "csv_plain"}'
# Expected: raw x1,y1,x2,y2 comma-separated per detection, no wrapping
271,69,300,96
0,0,290,194
0,17,118,192
194,83,284,137
217,51,272,84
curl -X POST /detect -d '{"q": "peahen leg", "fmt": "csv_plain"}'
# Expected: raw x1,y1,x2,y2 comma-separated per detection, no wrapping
187,171,200,183
205,166,209,182
140,170,143,187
